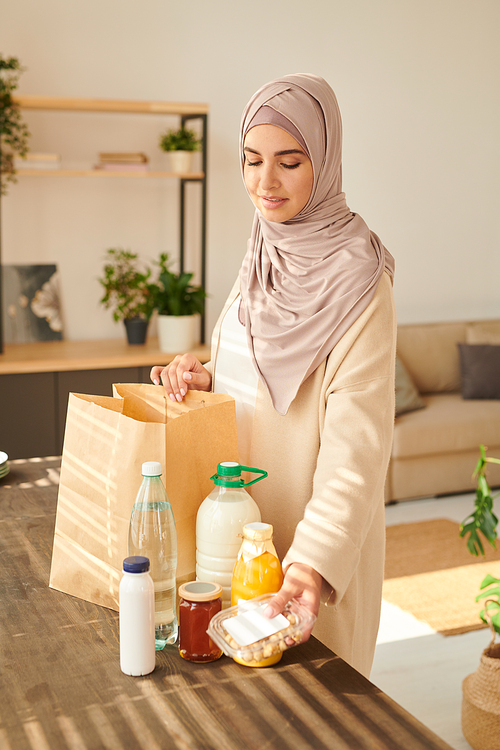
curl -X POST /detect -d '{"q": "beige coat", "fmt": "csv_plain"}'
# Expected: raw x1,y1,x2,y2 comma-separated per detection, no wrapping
206,271,396,677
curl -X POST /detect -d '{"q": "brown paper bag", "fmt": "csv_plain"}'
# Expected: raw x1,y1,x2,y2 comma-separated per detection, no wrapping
49,384,238,611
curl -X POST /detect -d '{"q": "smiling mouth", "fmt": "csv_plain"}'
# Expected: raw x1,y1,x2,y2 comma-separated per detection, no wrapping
260,196,287,206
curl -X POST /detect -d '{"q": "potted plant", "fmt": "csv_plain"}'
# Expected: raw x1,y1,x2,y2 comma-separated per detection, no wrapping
0,55,30,195
153,252,206,352
158,126,200,174
460,444,500,557
98,248,157,345
460,445,500,749
459,443,500,632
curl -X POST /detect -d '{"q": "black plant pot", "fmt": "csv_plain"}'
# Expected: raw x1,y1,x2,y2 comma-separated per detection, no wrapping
124,317,149,345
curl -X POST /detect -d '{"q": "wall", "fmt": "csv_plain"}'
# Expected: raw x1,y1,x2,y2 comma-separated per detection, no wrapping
1,0,499,343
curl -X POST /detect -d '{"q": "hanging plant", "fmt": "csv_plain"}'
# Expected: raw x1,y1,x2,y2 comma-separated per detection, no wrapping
0,55,30,195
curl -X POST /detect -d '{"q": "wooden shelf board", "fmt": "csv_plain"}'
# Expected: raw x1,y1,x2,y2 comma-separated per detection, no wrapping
16,169,204,179
0,338,211,375
13,95,209,116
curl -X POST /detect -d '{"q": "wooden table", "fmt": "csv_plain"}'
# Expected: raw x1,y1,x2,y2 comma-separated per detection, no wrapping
0,458,453,750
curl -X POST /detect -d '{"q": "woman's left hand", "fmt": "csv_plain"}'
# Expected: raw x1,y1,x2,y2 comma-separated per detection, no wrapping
263,563,323,641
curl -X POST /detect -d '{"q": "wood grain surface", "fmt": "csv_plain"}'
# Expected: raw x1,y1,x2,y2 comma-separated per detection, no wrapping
0,340,211,375
0,458,453,750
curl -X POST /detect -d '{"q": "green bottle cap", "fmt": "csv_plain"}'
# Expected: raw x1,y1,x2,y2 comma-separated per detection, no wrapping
210,462,268,488
216,462,241,477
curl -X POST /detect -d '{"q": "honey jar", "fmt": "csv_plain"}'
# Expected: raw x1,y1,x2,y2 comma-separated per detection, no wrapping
178,581,223,662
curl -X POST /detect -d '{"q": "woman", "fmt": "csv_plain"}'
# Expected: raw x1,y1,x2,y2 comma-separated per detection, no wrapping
151,74,396,678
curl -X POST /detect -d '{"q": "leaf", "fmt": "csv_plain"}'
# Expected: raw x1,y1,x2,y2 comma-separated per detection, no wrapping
469,533,484,556
479,573,500,589
478,601,500,636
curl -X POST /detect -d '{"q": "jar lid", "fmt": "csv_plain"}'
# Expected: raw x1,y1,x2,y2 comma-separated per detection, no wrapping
179,581,223,602
243,522,273,540
142,461,162,476
123,556,150,573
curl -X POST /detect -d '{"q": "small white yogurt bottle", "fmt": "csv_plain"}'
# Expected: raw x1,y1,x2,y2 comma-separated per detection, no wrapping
119,556,155,676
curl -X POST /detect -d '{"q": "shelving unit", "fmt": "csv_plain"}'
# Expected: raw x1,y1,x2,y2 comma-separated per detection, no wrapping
0,94,209,351
12,169,205,178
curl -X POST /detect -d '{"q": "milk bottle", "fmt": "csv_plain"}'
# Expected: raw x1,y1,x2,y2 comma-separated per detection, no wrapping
196,462,266,607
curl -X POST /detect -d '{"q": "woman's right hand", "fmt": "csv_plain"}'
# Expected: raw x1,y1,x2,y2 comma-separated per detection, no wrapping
150,354,212,402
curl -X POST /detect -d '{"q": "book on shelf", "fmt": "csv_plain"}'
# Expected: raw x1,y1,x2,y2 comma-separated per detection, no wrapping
98,152,149,164
14,153,61,170
94,162,149,173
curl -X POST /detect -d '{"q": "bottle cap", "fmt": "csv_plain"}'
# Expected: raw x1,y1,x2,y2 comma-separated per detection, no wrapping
211,463,268,488
123,556,150,573
217,462,241,477
242,522,273,541
142,461,162,476
179,581,223,602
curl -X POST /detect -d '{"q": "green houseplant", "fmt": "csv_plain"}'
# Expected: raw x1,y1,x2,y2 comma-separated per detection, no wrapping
460,445,500,557
158,126,200,173
99,248,157,344
159,126,200,153
460,445,500,748
153,252,206,352
0,55,30,195
460,444,500,632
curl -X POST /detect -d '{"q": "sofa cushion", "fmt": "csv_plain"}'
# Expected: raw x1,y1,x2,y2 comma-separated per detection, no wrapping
458,343,500,399
392,393,500,459
466,320,500,345
395,356,425,415
397,321,466,394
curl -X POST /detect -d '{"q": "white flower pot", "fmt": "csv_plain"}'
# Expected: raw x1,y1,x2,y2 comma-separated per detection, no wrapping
168,151,193,174
157,314,199,353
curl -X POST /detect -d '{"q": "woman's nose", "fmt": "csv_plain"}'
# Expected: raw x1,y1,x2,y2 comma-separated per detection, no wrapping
259,164,280,190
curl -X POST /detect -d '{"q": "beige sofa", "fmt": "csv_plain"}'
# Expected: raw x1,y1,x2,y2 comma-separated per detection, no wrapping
386,318,500,502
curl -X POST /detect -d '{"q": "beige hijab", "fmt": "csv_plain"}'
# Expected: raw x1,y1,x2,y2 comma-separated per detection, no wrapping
239,74,395,415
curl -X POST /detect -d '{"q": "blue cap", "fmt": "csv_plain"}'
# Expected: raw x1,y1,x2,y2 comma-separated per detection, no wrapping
123,556,150,573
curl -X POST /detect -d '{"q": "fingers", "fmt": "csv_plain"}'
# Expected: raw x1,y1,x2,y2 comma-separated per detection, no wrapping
263,563,323,642
150,366,164,386
150,354,212,402
264,582,295,618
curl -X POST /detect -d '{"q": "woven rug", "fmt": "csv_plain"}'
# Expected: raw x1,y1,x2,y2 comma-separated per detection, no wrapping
383,518,500,636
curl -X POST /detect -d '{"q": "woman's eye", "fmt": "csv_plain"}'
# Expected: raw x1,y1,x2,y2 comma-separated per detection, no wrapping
282,163,300,170
246,160,261,167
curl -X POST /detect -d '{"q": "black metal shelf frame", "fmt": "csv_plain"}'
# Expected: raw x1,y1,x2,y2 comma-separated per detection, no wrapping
180,112,208,344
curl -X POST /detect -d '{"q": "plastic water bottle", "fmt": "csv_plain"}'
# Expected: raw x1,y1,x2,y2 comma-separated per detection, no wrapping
128,462,178,649
196,462,266,607
119,556,155,676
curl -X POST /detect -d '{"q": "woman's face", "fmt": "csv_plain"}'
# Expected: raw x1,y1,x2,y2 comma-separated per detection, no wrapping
243,124,313,223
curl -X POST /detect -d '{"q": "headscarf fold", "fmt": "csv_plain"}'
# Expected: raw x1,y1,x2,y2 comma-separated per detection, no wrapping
239,74,395,415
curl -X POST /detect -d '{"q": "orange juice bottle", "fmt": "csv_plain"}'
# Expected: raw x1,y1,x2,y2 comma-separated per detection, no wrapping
231,522,284,667
231,522,283,605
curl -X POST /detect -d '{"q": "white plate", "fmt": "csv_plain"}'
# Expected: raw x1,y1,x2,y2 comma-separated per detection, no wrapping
0,451,8,464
